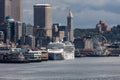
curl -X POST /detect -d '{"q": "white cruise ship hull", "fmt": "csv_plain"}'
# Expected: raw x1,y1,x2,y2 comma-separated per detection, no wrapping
48,49,64,60
48,53,63,60
63,51,75,60
48,52,74,60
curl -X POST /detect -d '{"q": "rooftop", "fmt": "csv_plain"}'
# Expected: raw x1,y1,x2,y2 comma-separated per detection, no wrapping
34,4,51,7
68,10,73,18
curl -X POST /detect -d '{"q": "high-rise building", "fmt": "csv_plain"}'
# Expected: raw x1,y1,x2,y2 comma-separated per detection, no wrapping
34,4,52,47
52,23,66,41
0,16,23,45
22,23,33,36
0,0,22,23
67,10,74,42
25,35,35,48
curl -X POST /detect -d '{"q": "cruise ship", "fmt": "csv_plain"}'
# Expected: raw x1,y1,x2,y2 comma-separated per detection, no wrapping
47,41,75,60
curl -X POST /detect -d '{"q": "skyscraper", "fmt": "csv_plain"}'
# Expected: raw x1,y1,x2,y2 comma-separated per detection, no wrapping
34,4,52,47
34,4,52,38
67,10,74,42
0,0,22,23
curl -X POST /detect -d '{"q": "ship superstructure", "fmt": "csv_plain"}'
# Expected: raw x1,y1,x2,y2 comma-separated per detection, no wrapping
47,40,75,60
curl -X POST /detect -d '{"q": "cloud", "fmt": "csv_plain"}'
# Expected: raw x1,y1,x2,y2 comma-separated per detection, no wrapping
23,0,120,28
62,0,109,6
74,9,120,28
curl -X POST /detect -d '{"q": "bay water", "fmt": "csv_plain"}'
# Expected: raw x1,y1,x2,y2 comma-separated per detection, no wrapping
0,57,120,80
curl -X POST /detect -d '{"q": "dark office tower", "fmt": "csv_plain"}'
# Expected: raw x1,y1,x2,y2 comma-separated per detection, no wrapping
67,10,74,42
34,4,52,47
0,0,22,23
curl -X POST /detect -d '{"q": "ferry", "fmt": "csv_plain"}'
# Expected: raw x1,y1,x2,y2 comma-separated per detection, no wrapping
32,48,48,61
24,50,42,62
40,50,48,61
47,41,75,60
107,43,120,56
0,47,29,63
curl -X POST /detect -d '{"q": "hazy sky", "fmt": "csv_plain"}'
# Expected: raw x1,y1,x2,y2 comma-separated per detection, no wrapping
23,0,120,28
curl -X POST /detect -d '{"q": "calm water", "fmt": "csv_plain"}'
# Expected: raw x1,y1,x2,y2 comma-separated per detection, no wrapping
0,57,120,80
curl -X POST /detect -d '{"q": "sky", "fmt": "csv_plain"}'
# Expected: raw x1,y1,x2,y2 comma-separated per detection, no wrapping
23,0,120,28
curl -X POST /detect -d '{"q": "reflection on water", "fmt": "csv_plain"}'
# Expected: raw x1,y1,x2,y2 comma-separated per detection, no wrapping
0,57,120,80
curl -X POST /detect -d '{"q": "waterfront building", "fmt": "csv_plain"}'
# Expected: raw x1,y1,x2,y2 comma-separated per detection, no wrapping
25,35,35,49
34,4,52,47
74,37,93,50
21,23,33,46
52,23,66,41
84,37,93,50
67,10,74,42
74,38,85,49
0,0,22,24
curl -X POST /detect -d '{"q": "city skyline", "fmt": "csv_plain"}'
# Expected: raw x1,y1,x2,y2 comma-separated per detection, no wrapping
23,0,120,28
